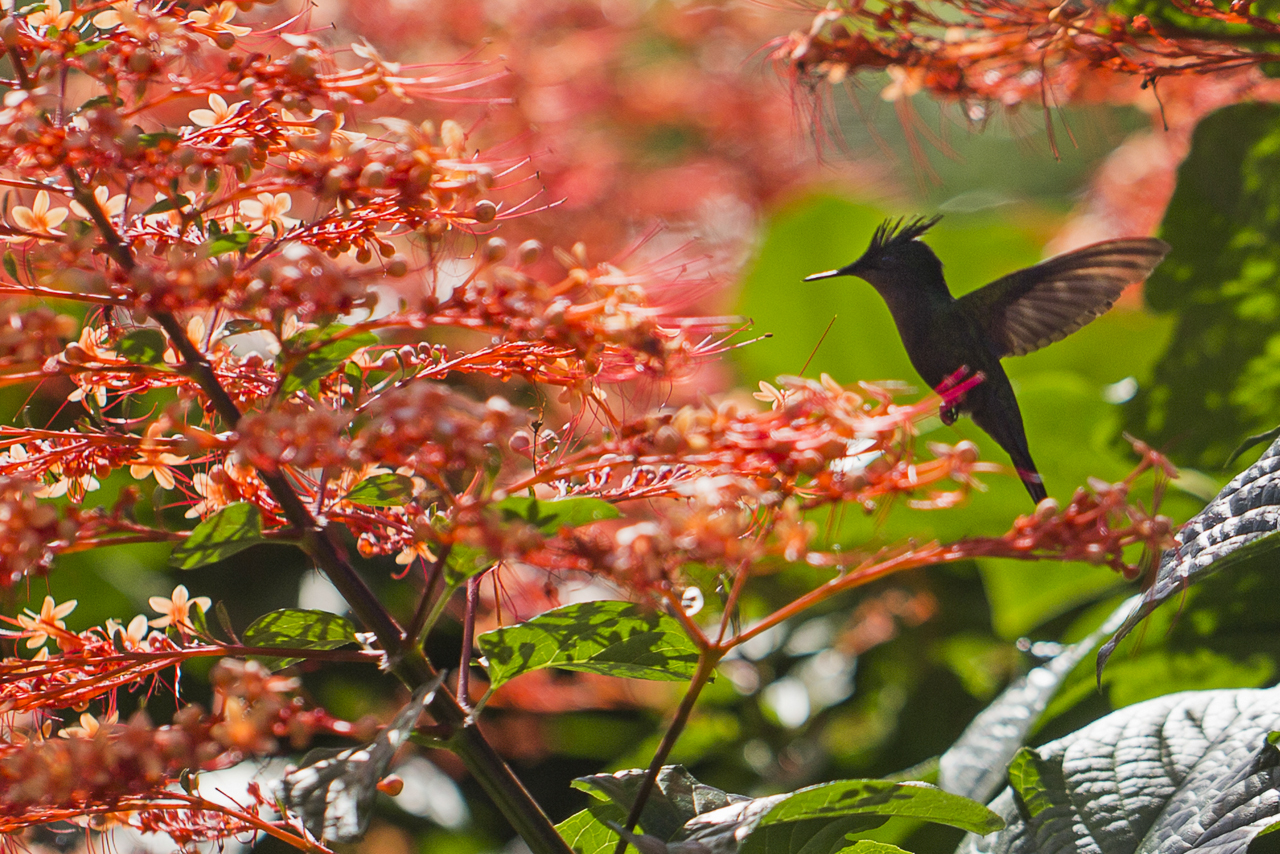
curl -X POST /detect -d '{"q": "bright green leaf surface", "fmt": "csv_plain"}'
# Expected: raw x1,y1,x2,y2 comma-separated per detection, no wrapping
278,325,377,395
444,544,493,587
242,608,357,670
170,502,266,569
342,473,416,506
1007,748,1055,819
493,495,620,534
755,780,1002,835
556,805,626,854
835,842,913,854
478,600,700,690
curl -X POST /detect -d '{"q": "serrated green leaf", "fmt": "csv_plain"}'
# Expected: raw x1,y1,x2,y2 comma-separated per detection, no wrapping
170,502,266,569
493,495,620,534
278,325,378,395
755,780,1002,835
342,473,416,506
1007,748,1054,819
117,328,168,365
242,608,357,670
477,600,700,690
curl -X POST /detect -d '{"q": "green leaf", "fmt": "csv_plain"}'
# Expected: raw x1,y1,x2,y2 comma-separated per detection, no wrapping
72,39,109,55
1007,748,1055,819
342,473,415,506
753,780,1003,835
742,816,885,854
141,194,191,217
170,503,266,569
73,95,120,114
477,600,700,690
207,225,254,258
344,361,365,399
242,608,357,670
1226,425,1280,468
978,688,1280,854
493,495,620,534
187,596,212,638
574,766,739,840
1123,104,1280,468
278,325,378,395
556,804,627,854
117,328,168,365
2,251,18,281
137,131,180,147
834,842,913,854
443,544,493,586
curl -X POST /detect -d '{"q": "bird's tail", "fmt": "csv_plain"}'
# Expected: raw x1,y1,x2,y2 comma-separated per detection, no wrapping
1015,464,1048,505
970,405,1048,505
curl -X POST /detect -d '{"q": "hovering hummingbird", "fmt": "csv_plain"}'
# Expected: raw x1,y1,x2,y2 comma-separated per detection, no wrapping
805,215,1169,504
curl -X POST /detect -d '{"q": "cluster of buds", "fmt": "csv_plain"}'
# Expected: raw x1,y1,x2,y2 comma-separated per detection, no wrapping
946,439,1179,579
776,1,1280,123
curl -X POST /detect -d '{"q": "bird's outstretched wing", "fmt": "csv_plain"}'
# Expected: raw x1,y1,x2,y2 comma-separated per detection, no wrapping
957,238,1170,358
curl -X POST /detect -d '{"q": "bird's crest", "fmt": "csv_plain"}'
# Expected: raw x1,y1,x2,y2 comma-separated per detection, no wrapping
866,214,943,259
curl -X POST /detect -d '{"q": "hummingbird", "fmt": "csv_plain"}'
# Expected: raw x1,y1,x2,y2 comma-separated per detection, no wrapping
805,215,1169,504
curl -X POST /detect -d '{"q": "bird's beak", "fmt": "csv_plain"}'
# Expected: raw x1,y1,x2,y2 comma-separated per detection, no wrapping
804,268,846,281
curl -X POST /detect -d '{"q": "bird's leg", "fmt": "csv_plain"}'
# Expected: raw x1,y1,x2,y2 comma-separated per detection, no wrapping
936,365,974,426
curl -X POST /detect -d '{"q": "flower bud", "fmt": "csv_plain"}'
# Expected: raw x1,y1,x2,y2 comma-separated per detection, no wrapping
517,239,543,266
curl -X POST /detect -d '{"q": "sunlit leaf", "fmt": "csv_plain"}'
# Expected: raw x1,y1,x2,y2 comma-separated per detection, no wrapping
170,502,266,569
960,687,1280,854
492,495,620,534
477,600,700,690
117,328,168,365
751,780,1002,835
556,805,628,854
141,194,191,216
243,608,358,670
279,325,378,395
342,474,415,507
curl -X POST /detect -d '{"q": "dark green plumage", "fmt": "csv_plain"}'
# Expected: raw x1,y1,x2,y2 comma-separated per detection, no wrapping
806,215,1169,504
